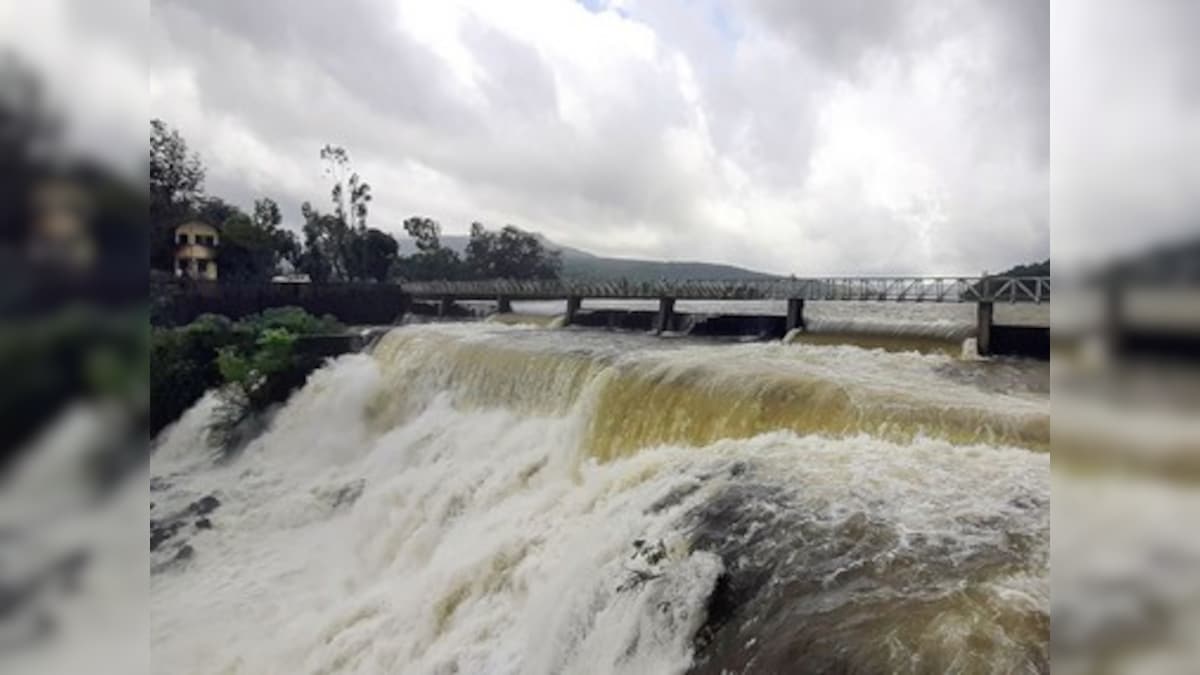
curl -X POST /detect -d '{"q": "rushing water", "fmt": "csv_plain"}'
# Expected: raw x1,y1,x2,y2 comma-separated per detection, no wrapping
151,313,1049,674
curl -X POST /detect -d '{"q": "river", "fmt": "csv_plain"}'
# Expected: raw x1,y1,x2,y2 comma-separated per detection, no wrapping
150,308,1049,674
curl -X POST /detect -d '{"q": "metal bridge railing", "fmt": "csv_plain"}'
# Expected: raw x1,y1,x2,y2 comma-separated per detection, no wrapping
400,276,1051,303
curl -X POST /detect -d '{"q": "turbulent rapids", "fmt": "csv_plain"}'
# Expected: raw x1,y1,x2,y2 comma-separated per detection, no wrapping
151,322,1049,674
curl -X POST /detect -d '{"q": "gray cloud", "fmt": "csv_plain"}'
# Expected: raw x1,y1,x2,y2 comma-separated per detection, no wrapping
150,0,1051,274
1052,0,1200,272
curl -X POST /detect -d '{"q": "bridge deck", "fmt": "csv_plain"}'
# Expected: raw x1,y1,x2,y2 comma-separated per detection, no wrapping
401,277,1050,304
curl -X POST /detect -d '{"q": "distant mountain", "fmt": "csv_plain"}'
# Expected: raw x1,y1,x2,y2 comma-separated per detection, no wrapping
396,234,776,281
995,259,1050,277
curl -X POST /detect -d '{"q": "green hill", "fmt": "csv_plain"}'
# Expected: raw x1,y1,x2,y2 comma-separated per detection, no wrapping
397,234,776,281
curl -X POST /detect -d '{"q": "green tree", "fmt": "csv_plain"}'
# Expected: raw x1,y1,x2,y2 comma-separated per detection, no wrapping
403,216,442,252
194,196,240,228
464,222,561,280
252,196,281,231
351,227,399,282
219,213,276,282
398,216,464,280
295,146,391,282
297,201,335,283
150,119,205,270
252,197,301,269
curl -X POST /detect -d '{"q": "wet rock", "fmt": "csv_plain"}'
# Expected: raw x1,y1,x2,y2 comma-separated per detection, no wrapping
174,544,194,562
194,518,212,530
189,495,220,516
150,520,183,551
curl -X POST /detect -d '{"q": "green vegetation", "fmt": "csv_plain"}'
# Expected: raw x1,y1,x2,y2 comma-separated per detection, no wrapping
398,234,775,281
394,217,563,281
150,307,342,442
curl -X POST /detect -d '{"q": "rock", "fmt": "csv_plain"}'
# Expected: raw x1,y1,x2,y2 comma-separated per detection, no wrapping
194,518,212,530
174,544,194,562
150,520,182,551
189,495,220,516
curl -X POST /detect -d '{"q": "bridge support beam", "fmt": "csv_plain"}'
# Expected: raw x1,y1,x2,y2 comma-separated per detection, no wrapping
786,298,806,333
655,297,675,334
565,296,582,325
976,301,994,356
496,296,513,314
439,297,454,318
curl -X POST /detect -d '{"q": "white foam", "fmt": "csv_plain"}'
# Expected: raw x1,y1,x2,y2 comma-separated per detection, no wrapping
150,324,1049,674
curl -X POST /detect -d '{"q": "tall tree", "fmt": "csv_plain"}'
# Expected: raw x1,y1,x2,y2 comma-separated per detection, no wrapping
253,197,300,268
252,197,281,231
464,222,496,279
294,146,388,282
403,216,442,253
298,201,335,283
310,145,372,280
398,216,464,280
150,119,205,270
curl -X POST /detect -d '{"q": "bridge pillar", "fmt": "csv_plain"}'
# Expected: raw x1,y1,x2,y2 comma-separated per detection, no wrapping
976,301,994,356
439,297,454,318
786,298,806,333
565,296,582,325
655,297,675,334
496,296,513,314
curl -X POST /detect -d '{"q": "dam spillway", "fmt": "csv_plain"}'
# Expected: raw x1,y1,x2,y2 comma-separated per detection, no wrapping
151,321,1049,674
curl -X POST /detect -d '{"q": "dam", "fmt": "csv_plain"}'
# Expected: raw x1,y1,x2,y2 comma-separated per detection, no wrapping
151,314,1049,674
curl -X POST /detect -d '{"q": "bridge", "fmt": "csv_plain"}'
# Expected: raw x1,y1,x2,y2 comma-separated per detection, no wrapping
401,276,1050,356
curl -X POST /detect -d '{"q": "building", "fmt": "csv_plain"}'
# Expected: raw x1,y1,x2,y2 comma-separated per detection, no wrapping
174,221,220,280
28,178,95,270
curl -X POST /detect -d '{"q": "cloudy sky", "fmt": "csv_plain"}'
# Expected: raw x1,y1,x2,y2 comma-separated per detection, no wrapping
1052,0,1200,271
6,1,1198,275
139,0,1052,275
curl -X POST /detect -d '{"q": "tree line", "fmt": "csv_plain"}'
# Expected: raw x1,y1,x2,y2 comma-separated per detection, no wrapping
150,120,561,283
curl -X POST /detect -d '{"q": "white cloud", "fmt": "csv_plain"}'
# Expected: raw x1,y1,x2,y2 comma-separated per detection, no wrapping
147,0,1050,274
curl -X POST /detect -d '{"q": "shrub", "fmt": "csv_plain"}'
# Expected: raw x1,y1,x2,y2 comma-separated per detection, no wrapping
150,307,343,441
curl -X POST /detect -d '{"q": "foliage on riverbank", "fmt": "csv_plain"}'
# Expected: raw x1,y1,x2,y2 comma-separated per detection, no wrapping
151,307,342,441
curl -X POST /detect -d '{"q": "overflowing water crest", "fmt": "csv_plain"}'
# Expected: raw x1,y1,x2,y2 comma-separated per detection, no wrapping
151,316,1049,674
